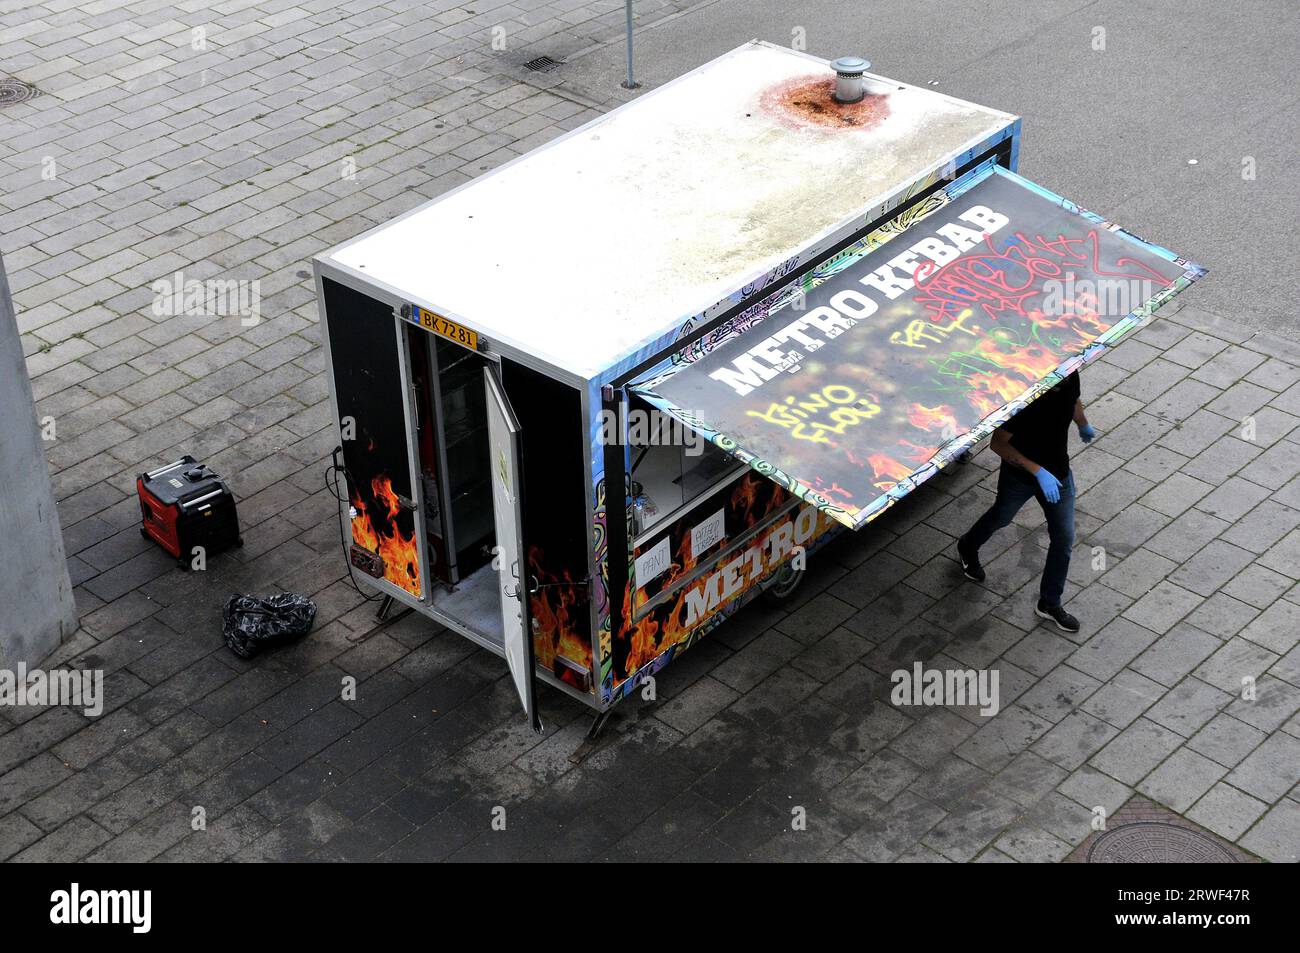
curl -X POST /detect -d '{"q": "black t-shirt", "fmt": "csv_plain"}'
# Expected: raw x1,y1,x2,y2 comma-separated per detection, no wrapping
1000,372,1080,480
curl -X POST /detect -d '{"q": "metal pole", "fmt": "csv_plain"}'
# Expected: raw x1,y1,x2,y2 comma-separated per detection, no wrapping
621,1,639,89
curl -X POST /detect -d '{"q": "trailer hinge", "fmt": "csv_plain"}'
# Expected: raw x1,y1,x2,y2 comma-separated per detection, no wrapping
601,384,615,401
395,493,417,511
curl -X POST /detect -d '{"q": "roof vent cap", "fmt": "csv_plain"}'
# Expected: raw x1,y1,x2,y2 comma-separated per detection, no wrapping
831,56,870,104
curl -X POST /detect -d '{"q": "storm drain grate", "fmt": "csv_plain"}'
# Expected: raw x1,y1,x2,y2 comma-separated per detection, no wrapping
523,55,563,73
0,77,41,107
1066,796,1257,863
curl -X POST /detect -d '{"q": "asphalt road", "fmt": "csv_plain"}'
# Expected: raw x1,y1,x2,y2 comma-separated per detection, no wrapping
553,0,1300,336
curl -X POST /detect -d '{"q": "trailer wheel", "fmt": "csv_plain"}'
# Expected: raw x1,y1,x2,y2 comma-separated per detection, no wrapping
762,562,806,605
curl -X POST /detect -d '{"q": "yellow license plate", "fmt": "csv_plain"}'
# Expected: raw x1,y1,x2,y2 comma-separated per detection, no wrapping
414,307,478,351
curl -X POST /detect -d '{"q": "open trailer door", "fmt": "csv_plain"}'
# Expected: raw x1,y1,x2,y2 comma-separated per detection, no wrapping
632,164,1205,530
484,366,542,733
321,279,429,602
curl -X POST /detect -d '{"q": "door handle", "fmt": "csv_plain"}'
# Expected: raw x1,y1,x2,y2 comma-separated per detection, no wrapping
503,569,538,601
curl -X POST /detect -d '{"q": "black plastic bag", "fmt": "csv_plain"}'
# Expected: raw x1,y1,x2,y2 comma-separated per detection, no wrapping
222,593,316,659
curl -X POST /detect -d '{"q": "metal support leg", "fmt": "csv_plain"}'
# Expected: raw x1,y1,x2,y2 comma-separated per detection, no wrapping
568,710,614,764
349,594,412,644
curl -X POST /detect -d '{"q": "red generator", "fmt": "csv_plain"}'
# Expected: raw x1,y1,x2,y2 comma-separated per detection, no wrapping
137,456,242,567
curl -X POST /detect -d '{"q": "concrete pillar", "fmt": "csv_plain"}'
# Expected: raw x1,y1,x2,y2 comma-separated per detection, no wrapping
0,251,79,667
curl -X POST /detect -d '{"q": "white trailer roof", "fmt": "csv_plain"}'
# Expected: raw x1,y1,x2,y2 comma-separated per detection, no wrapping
323,41,1017,381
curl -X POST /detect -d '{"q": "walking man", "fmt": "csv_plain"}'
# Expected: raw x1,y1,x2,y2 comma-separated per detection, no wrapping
956,371,1094,634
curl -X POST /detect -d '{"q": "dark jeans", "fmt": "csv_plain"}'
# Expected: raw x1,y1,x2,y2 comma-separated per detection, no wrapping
963,462,1075,608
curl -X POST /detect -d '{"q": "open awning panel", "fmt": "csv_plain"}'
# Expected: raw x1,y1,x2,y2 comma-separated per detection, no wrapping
632,165,1206,530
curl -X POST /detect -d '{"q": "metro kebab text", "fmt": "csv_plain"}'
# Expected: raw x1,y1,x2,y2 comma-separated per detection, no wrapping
709,203,1009,398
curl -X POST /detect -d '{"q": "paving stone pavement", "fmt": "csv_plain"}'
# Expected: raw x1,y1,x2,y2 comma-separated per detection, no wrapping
2,1,1299,863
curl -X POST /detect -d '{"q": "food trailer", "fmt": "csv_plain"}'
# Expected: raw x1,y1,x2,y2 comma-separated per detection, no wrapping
313,41,1204,732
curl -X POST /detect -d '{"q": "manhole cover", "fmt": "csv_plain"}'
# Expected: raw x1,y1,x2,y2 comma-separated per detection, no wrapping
1087,822,1238,863
0,77,41,107
524,55,563,73
1066,796,1258,863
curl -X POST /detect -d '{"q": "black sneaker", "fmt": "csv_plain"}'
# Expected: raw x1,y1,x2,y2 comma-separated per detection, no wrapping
1036,600,1080,633
956,536,985,582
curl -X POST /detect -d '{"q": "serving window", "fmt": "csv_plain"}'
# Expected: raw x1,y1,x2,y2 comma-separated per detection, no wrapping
626,394,741,537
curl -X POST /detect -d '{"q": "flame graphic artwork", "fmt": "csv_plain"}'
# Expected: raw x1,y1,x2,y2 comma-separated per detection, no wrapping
867,453,913,490
897,438,939,464
623,585,664,677
973,338,1061,381
617,496,839,692
632,473,784,611
962,369,1028,418
908,402,958,434
1028,294,1110,341
527,544,592,687
351,474,421,597
616,473,805,689
625,558,704,677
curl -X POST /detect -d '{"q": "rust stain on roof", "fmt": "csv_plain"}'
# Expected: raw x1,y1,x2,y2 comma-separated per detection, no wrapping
760,76,891,131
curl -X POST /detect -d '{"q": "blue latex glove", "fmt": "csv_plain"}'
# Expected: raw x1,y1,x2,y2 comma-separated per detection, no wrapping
1078,422,1096,443
1034,467,1062,503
